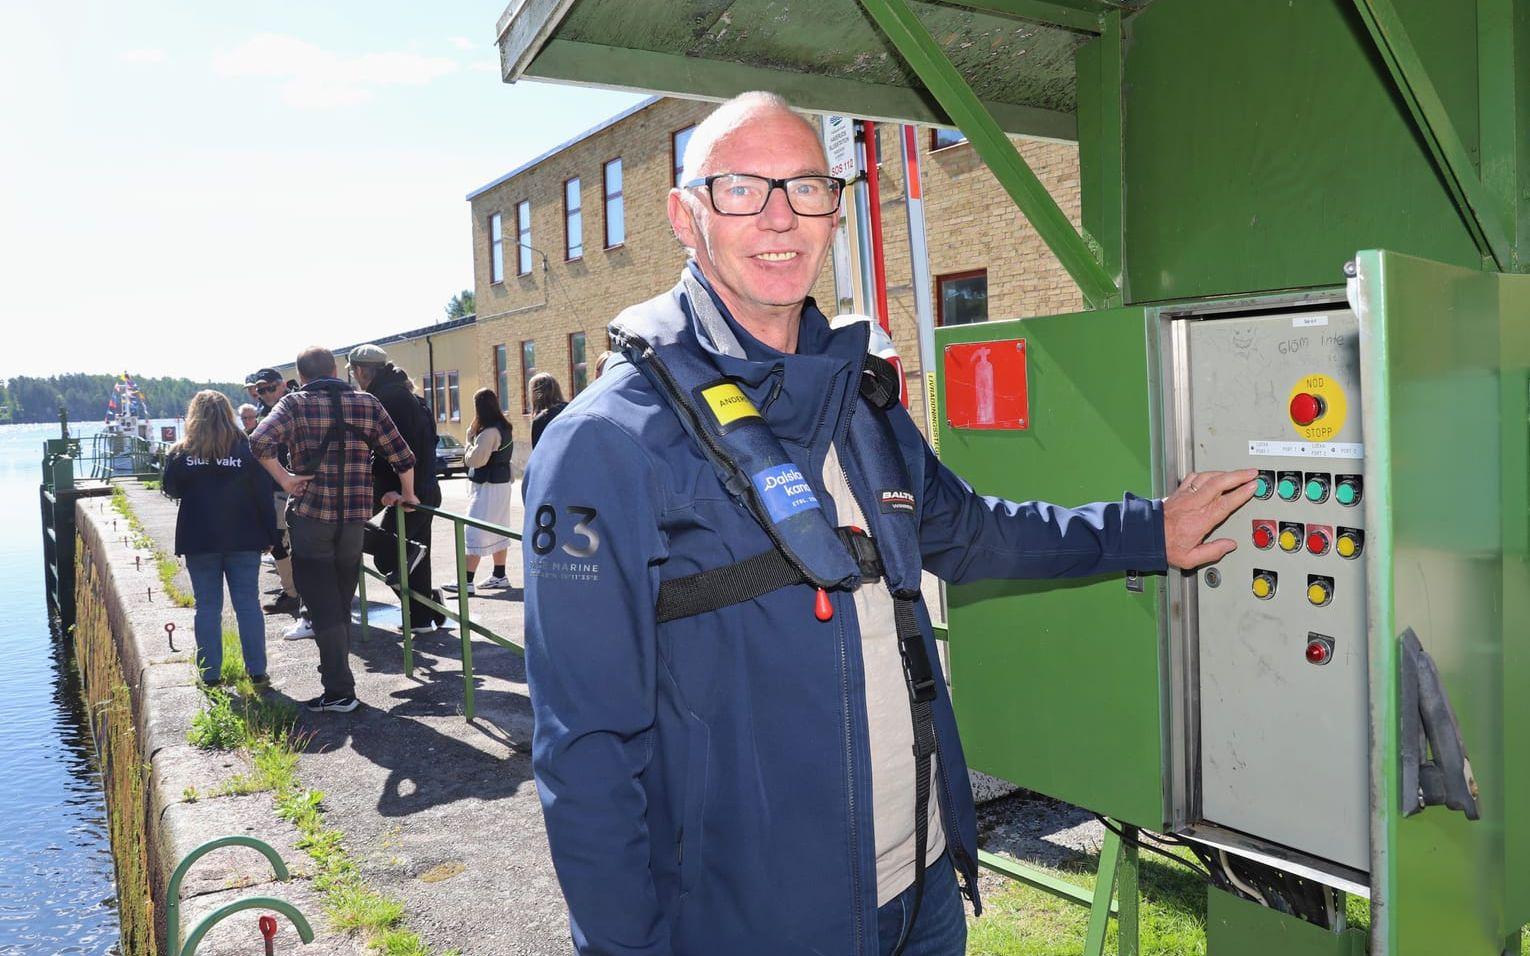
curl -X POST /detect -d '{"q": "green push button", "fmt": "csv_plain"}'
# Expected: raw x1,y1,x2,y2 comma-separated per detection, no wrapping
1336,481,1359,506
1277,477,1299,501
1254,475,1271,499
1305,477,1329,503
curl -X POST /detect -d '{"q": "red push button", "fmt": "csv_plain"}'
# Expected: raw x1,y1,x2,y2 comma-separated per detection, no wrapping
1252,523,1275,550
1306,528,1330,555
1290,392,1326,426
1306,639,1332,665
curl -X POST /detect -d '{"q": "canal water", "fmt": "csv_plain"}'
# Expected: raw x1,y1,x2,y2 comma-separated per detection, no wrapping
0,421,141,955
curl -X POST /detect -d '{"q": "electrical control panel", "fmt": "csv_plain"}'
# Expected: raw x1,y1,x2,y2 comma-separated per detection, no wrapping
1167,303,1369,877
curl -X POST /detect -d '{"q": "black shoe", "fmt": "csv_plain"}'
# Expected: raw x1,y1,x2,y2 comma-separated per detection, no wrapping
304,694,358,713
263,592,302,614
249,674,271,689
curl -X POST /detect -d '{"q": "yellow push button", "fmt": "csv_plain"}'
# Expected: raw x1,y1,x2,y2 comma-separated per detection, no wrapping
1307,579,1333,607
1252,572,1276,600
1336,535,1357,558
1278,529,1300,552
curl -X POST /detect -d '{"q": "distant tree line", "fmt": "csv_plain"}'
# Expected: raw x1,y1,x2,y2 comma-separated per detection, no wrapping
0,374,248,424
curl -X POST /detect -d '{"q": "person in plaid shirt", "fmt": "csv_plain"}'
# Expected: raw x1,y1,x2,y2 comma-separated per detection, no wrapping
250,346,420,713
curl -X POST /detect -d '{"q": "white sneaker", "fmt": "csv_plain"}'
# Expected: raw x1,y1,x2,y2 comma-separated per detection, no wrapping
261,553,276,566
441,581,476,596
283,618,315,640
479,575,511,590
410,620,443,634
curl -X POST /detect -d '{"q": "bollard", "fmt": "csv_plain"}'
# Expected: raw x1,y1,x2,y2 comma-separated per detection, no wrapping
148,586,153,602
135,555,141,571
165,622,177,651
259,913,278,955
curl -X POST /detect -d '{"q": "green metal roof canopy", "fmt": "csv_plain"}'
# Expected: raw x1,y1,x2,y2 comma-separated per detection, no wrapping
497,0,1145,142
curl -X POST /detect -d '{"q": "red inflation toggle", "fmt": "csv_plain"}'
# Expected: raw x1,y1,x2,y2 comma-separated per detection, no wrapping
814,587,833,622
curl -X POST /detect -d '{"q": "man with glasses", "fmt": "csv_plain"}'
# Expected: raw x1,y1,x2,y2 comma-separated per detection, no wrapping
522,92,1253,956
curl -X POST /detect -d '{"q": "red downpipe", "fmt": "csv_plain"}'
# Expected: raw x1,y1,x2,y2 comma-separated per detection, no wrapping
862,120,892,335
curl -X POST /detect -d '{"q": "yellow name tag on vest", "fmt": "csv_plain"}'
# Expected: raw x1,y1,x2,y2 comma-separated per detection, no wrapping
701,382,762,428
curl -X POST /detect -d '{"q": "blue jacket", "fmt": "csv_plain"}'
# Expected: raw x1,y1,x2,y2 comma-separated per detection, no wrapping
522,267,1167,955
162,436,280,556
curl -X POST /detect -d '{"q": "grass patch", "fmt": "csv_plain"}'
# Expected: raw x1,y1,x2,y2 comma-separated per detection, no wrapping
182,669,441,952
968,846,1210,956
110,484,194,607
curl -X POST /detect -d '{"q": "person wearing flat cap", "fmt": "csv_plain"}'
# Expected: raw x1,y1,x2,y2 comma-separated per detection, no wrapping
347,344,446,632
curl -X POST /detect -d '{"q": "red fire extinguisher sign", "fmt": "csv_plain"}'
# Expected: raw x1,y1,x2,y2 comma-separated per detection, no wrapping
943,339,1028,430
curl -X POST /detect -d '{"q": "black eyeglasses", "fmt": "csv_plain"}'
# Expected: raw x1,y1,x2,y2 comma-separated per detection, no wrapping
256,384,279,395
682,173,846,217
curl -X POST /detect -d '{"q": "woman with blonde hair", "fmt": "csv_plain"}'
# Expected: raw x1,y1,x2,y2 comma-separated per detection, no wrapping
162,389,279,687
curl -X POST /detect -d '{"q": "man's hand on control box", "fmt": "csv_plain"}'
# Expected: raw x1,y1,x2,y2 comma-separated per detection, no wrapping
1162,468,1259,570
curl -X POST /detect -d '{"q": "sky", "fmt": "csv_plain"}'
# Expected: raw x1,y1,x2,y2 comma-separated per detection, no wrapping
0,1,646,383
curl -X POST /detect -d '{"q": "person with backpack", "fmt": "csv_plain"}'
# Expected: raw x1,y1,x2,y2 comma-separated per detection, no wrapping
346,344,446,632
442,388,515,596
249,346,419,713
161,390,280,688
521,92,1256,956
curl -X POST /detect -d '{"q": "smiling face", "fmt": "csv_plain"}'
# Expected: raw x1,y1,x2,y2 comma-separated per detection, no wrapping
668,107,836,344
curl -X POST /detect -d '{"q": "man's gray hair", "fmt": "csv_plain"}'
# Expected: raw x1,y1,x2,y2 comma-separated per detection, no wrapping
679,91,824,186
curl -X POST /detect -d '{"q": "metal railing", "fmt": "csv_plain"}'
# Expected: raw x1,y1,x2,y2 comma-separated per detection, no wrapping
356,501,522,722
165,835,314,956
83,432,161,480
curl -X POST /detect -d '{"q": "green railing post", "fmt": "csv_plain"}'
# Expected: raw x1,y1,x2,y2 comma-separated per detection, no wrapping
179,897,314,956
357,556,370,641
1117,824,1140,956
396,502,413,675
165,835,292,956
454,521,475,720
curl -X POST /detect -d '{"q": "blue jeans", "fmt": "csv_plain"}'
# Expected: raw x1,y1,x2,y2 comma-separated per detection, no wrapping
185,551,266,683
877,852,968,956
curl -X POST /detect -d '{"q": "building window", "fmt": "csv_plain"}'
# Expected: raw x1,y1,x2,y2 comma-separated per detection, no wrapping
564,178,582,260
672,125,696,186
603,158,624,248
569,332,588,396
516,200,532,275
520,340,537,414
488,212,504,283
428,371,460,422
494,344,510,412
936,270,988,326
930,128,968,151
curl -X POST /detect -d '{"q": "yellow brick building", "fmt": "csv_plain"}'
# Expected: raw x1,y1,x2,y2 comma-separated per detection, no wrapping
466,96,1082,440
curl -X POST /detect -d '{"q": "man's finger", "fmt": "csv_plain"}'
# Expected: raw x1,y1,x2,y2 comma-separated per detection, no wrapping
1208,479,1259,521
1185,537,1237,568
1207,468,1260,494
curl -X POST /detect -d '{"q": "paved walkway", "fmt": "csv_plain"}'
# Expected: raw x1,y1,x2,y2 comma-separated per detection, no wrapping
129,477,571,955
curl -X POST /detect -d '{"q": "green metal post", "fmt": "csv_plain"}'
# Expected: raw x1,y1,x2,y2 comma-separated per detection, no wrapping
357,560,369,641
455,522,475,720
1350,0,1514,270
165,835,291,956
853,0,1119,309
396,503,413,676
178,897,314,956
1083,825,1123,956
1117,824,1140,956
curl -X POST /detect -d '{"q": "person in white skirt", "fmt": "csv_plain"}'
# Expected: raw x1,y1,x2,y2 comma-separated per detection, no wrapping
443,388,516,596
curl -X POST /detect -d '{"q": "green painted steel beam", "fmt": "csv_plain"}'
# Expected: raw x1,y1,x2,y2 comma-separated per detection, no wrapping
854,0,1118,308
939,0,1104,33
524,38,1078,141
976,848,1116,912
1083,825,1123,955
1351,0,1514,271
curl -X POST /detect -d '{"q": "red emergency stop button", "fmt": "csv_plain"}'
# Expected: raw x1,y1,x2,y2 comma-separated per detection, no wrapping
1290,392,1326,426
